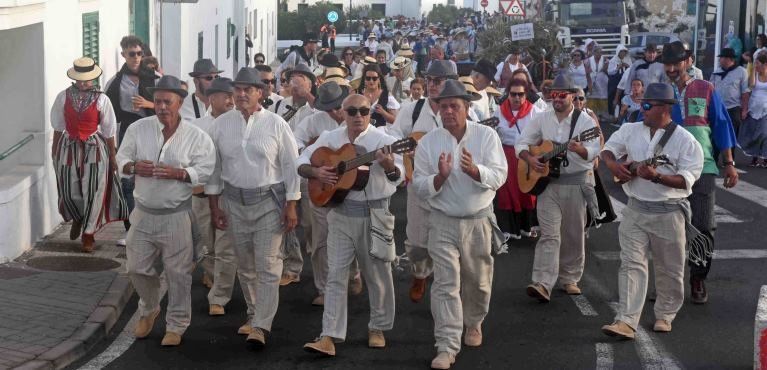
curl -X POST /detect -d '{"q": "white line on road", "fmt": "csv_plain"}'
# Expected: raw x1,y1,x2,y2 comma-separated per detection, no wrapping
570,295,599,316
592,249,767,261
595,343,614,370
716,178,767,206
607,302,683,370
609,196,746,223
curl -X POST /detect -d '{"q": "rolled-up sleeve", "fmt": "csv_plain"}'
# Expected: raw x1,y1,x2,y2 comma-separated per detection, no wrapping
675,136,704,191
187,131,216,186
514,113,543,156
602,125,627,158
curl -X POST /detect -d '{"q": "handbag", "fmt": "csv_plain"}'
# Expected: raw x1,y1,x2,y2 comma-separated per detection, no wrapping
369,207,396,262
586,170,617,227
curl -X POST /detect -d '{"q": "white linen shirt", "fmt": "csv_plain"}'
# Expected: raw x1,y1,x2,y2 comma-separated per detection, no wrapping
388,99,441,139
205,109,301,201
275,97,315,131
293,110,344,151
515,107,600,174
602,122,703,201
190,113,215,137
50,90,117,138
180,93,208,122
495,104,545,147
296,124,404,201
413,123,508,217
116,116,216,209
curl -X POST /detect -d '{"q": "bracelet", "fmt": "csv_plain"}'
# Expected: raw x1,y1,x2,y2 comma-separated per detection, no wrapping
651,174,663,184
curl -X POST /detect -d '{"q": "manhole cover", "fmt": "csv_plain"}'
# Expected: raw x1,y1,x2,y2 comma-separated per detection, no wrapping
37,242,96,253
26,256,120,272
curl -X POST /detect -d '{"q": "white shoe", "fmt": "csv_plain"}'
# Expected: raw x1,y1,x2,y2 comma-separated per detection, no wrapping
116,238,126,247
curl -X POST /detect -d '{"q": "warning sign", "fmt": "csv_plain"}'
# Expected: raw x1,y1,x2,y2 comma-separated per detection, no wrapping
500,0,525,17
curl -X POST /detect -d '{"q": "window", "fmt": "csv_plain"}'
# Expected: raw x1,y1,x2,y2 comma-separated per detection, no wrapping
82,12,99,65
447,0,455,5
253,10,258,39
215,25,219,65
198,31,203,60
372,4,385,14
646,35,670,45
687,0,697,16
298,4,308,11
227,18,232,59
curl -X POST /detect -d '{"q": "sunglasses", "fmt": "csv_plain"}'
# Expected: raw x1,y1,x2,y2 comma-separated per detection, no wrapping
255,59,265,64
427,77,446,85
641,102,666,111
571,54,581,58
343,53,354,56
198,75,220,81
280,79,289,84
263,79,277,85
508,92,526,97
549,91,570,100
126,51,143,58
345,106,371,116
575,96,585,101
365,76,379,81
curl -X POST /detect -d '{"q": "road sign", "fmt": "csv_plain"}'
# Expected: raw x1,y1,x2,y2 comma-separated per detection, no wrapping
500,0,525,17
481,0,488,8
327,11,339,23
511,23,534,41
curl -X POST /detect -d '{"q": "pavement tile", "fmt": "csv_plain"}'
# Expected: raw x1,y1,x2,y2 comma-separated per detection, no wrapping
37,340,85,369
10,359,54,370
85,306,117,334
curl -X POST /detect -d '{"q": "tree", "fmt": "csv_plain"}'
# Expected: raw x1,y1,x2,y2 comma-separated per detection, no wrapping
427,4,462,26
278,1,348,40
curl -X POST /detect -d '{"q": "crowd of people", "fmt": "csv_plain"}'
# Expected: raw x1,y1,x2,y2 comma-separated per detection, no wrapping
49,16,765,368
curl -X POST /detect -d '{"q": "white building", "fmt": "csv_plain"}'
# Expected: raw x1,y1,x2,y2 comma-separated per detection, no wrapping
285,0,453,19
0,0,278,262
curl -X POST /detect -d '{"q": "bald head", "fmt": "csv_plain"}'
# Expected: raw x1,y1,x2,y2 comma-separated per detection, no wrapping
342,94,372,133
342,94,371,109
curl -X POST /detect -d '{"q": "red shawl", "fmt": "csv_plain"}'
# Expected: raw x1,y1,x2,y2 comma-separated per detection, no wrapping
500,98,533,128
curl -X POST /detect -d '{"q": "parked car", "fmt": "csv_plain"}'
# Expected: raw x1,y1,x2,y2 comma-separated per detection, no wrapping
627,32,682,58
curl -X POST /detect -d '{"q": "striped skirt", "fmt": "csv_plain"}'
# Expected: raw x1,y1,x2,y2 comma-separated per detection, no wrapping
54,134,128,236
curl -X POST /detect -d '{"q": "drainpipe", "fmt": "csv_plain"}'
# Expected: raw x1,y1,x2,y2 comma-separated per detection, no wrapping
714,0,722,72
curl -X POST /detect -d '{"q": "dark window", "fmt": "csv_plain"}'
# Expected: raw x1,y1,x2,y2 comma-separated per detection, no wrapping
198,31,204,60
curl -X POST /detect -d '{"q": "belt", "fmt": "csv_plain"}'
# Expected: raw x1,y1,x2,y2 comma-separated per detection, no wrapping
136,198,192,215
223,182,286,206
334,198,388,217
549,170,589,185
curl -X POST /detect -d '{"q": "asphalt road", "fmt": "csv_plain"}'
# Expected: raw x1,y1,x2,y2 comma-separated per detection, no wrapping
69,151,767,370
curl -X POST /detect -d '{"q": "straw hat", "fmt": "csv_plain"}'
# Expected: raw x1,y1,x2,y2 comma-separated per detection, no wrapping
458,76,482,101
388,56,412,71
485,86,502,97
397,44,415,57
67,57,103,81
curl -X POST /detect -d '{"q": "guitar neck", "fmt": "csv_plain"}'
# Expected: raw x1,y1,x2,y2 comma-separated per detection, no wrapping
542,142,569,162
627,157,656,173
343,146,387,171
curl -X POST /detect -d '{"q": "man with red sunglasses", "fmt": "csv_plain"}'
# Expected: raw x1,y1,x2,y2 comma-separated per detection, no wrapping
180,59,222,121
516,74,601,303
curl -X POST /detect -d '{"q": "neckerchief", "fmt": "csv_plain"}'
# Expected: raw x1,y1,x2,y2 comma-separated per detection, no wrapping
500,98,532,128
713,64,738,80
635,59,656,71
67,85,99,113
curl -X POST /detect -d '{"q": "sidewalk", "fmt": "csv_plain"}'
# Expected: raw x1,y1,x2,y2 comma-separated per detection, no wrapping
0,223,133,370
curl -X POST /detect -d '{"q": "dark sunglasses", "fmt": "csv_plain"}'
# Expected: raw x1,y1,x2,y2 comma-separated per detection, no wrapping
365,76,379,81
198,75,220,81
263,78,277,85
575,96,586,101
127,51,143,58
508,92,526,97
343,53,354,56
345,106,371,116
641,102,666,111
280,79,288,84
254,59,265,64
550,91,570,100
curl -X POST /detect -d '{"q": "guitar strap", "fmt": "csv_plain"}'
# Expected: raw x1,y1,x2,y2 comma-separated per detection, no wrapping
558,108,582,169
411,98,427,127
192,95,201,118
653,122,677,156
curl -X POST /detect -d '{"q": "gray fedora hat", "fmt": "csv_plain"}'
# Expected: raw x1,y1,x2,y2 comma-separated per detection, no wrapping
147,75,188,98
314,81,350,111
425,60,458,79
434,79,474,102
550,73,577,92
640,83,677,105
231,67,265,87
189,58,223,77
205,77,234,96
286,63,317,84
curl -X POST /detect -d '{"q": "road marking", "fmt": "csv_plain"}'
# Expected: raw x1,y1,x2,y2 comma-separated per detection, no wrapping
609,196,746,223
595,343,614,370
717,178,767,206
607,302,683,370
570,295,598,316
593,249,767,261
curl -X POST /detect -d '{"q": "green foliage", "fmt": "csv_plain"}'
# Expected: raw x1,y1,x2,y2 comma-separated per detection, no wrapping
278,1,348,40
427,4,462,26
476,18,563,65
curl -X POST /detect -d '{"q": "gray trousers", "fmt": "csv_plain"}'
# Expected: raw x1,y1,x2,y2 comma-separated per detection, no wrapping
428,209,494,355
192,196,238,306
615,205,686,329
223,196,284,331
282,181,309,276
306,202,361,296
126,207,194,335
532,183,587,293
321,208,395,340
405,185,433,279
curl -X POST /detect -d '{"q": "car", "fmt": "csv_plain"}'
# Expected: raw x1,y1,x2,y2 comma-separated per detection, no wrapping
627,32,682,58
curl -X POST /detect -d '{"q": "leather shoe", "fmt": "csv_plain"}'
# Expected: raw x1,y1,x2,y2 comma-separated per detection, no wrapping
563,283,582,295
368,329,385,348
690,278,708,304
601,320,635,339
349,276,363,295
246,327,266,346
409,277,427,303
431,351,456,369
279,273,300,286
70,220,82,240
81,234,95,253
311,295,325,306
160,331,182,346
463,327,482,347
653,319,672,332
304,336,336,356
209,304,225,316
202,273,213,289
134,309,160,338
237,319,252,335
526,283,550,302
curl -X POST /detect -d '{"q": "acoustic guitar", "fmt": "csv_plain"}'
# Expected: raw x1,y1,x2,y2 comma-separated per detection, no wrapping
308,137,417,207
517,127,601,195
612,154,671,184
403,117,500,182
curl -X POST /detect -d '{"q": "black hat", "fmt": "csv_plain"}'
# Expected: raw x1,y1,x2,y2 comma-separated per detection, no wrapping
287,64,317,84
425,60,458,79
717,48,737,59
205,77,234,96
303,32,319,44
661,41,691,64
189,58,223,77
314,81,350,111
473,59,497,82
550,73,577,92
319,54,343,68
434,79,474,102
231,67,265,87
640,83,677,105
147,75,188,98
509,46,521,55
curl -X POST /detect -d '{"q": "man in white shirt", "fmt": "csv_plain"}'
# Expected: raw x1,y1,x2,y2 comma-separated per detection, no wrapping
470,59,497,120
190,77,237,317
116,75,217,347
389,60,458,303
180,59,222,121
412,80,507,370
301,94,404,356
254,64,283,112
364,34,379,54
205,68,301,346
600,83,703,339
516,74,601,302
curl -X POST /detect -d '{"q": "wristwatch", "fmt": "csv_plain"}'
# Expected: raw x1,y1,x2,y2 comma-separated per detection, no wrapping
128,162,136,175
385,167,400,181
651,174,663,184
722,160,735,167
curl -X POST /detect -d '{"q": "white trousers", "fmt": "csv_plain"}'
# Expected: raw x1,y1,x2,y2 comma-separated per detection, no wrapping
126,207,194,335
405,185,433,279
321,209,395,340
283,181,309,276
615,206,686,329
428,209,494,355
532,183,587,293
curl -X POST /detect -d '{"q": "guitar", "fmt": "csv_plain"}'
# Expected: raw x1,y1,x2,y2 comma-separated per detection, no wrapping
612,154,672,184
517,127,602,195
308,137,417,207
403,117,500,182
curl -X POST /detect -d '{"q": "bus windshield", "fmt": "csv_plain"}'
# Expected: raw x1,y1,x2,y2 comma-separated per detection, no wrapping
559,1,624,27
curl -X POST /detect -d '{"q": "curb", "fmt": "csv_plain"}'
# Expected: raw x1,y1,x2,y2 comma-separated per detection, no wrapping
756,285,767,370
11,274,134,370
